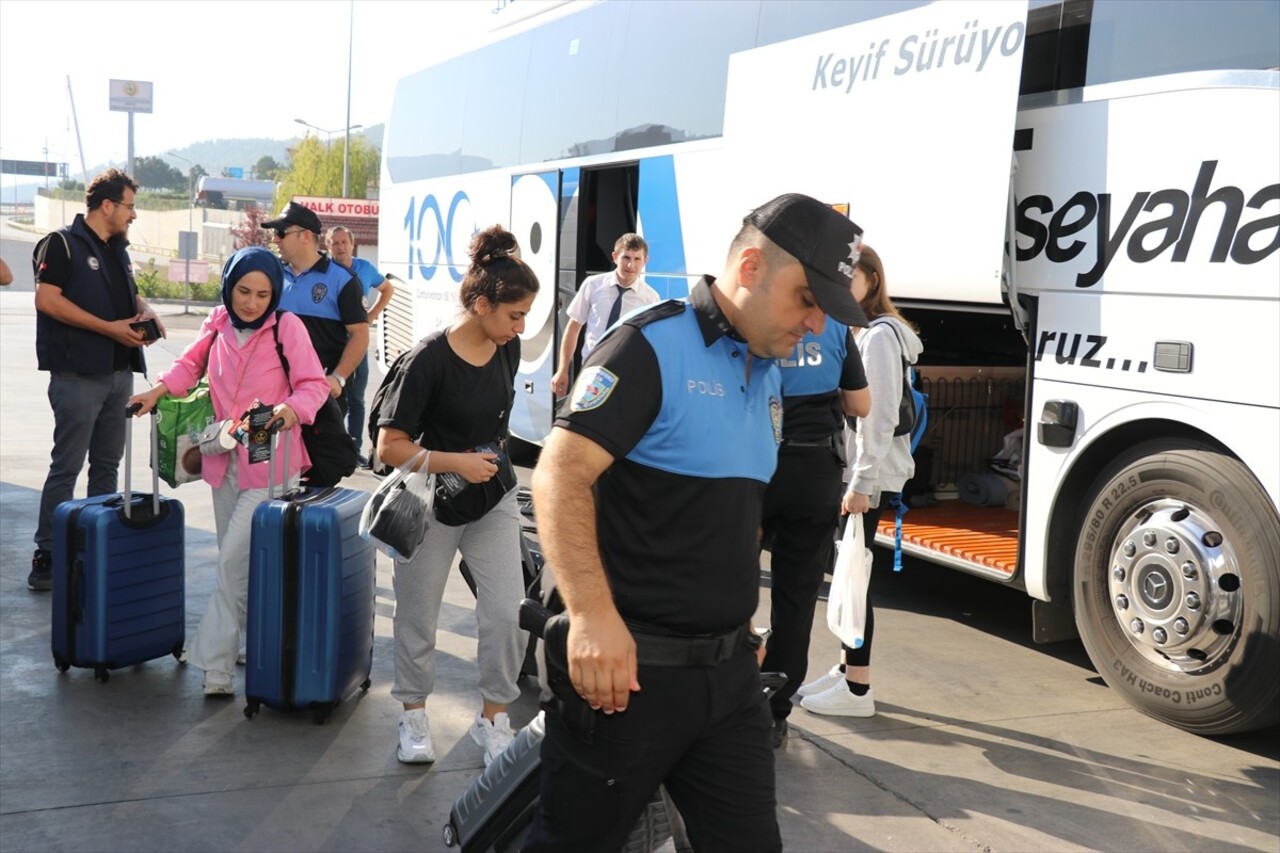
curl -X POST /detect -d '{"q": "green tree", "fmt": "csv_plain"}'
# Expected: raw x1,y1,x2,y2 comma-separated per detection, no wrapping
253,155,281,181
134,156,186,191
276,135,380,204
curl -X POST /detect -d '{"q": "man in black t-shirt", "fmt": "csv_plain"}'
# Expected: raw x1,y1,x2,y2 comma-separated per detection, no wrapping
29,169,163,592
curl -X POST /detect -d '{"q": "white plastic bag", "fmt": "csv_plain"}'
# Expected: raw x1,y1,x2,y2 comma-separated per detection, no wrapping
360,449,433,561
827,515,873,649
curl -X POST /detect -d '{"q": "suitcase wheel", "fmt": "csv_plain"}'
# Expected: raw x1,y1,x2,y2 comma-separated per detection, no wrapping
244,700,260,720
360,678,371,693
442,821,458,848
94,667,109,683
312,709,330,726
54,656,70,674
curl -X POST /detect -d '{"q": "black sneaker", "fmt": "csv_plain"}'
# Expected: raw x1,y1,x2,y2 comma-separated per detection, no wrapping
28,549,52,592
771,718,789,749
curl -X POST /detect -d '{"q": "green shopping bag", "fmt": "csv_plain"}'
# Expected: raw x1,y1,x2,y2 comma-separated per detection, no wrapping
154,380,215,487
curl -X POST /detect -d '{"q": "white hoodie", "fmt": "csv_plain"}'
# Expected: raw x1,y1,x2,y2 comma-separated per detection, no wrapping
848,315,925,505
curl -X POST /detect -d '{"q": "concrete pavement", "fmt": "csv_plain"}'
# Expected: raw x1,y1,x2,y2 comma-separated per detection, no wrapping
1,290,1276,852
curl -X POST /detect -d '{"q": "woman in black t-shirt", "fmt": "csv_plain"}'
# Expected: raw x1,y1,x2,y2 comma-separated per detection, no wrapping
375,225,539,768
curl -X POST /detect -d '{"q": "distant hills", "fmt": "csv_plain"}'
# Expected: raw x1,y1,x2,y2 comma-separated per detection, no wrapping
4,126,384,202
166,125,384,180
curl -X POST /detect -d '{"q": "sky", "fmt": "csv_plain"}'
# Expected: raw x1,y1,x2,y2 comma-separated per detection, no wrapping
0,0,523,184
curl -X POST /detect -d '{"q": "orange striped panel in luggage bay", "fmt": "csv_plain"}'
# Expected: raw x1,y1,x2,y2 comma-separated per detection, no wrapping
876,502,1019,575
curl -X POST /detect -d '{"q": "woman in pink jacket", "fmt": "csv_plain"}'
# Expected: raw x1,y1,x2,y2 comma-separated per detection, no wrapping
128,247,330,696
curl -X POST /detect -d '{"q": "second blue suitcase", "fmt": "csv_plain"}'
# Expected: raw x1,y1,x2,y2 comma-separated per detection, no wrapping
244,447,375,724
51,409,185,682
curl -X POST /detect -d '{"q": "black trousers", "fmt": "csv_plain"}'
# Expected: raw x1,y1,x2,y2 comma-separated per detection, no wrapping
523,648,781,853
759,444,844,721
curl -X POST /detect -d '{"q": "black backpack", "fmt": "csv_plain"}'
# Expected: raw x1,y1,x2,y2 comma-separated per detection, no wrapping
366,348,414,476
270,312,358,487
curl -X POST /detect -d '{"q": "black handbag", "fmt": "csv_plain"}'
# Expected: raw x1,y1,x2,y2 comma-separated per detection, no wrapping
433,345,518,526
270,313,358,488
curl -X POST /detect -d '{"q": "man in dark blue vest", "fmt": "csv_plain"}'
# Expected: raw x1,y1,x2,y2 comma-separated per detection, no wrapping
30,169,164,591
528,194,866,852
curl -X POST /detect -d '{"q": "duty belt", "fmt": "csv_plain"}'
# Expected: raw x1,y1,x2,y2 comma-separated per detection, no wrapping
629,622,756,668
782,435,838,449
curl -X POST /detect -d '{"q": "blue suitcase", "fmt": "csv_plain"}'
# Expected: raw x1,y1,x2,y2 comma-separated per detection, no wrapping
51,409,185,682
244,431,375,724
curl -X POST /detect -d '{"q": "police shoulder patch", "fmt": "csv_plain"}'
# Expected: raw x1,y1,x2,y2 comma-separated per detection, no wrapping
570,366,620,412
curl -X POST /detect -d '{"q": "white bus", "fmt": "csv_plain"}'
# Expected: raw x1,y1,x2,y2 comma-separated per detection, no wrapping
378,0,1280,734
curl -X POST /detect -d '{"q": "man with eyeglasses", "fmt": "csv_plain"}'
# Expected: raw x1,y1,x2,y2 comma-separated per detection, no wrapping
29,168,164,592
262,202,368,413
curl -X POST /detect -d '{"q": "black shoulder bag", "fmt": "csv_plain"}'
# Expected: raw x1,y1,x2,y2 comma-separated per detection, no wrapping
433,344,518,526
271,311,358,488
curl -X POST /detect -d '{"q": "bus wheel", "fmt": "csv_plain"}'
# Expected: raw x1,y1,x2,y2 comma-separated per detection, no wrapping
1073,440,1280,735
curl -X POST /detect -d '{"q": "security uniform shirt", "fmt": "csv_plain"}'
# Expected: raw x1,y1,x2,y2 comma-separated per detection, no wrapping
778,321,867,442
557,276,782,636
278,253,367,372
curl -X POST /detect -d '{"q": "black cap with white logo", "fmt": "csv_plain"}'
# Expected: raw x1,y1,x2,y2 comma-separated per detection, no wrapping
261,201,322,235
744,193,867,327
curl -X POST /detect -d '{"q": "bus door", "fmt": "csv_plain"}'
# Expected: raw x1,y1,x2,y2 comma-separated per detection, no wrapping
509,170,566,445
557,164,641,411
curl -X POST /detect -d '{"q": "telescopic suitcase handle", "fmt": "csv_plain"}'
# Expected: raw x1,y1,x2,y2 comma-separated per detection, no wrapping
123,403,160,520
267,419,291,501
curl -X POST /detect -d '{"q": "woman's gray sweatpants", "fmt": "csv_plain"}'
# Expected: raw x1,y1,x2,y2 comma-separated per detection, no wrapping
391,488,525,706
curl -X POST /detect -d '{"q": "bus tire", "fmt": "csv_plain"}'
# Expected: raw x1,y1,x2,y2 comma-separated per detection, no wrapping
1073,439,1280,735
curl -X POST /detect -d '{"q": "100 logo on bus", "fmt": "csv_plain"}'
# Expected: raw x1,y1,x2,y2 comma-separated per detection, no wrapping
403,191,473,282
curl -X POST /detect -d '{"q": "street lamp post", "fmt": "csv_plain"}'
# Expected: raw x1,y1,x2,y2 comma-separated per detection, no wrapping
294,118,363,196
169,151,195,314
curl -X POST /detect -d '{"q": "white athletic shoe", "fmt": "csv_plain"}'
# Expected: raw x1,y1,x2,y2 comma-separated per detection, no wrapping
470,711,516,767
397,708,436,764
202,670,234,697
801,682,876,718
796,665,844,698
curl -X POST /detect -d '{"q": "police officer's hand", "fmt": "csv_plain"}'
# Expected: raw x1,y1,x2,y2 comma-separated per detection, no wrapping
455,451,500,484
842,490,871,516
568,609,639,714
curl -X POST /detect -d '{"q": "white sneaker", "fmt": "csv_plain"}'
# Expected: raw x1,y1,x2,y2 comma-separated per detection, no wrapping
801,682,875,717
397,708,436,764
203,670,234,697
237,648,246,666
470,711,516,767
796,665,844,697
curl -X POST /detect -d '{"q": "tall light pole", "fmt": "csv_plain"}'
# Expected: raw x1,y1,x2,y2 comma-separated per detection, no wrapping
294,119,363,196
169,151,196,314
344,0,355,199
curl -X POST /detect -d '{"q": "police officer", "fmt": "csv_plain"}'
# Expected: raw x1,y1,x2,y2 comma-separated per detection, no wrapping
761,319,869,747
527,194,867,852
264,202,368,412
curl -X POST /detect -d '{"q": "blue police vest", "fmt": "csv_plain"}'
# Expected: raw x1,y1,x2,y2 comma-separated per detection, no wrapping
627,304,782,484
279,255,351,322
777,320,848,397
